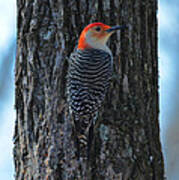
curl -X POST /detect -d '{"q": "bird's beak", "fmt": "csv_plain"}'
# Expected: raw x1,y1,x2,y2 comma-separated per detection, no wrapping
106,25,126,33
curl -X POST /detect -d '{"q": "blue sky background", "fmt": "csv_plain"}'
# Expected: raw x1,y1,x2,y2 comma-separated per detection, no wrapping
0,1,178,179
0,0,16,179
159,1,179,179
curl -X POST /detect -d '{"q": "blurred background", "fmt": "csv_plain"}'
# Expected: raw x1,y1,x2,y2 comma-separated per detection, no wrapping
159,1,179,179
0,0,16,179
0,1,178,179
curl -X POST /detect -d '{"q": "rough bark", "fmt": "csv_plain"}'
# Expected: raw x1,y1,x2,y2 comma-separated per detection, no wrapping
14,0,164,179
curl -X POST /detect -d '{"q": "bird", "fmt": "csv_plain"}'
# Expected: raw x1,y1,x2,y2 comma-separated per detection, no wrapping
67,22,125,159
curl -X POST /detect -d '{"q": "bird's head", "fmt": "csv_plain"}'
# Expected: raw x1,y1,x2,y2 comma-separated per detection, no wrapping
78,22,125,52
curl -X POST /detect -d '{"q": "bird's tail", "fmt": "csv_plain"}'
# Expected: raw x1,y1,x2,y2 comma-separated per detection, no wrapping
73,115,94,160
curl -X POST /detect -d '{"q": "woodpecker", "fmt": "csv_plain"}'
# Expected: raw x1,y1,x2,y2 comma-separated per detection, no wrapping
67,22,125,158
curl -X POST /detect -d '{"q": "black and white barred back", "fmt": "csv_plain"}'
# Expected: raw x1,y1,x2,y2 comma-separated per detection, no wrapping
67,48,113,157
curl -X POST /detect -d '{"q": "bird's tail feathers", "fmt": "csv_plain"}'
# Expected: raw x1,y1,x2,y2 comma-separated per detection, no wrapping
73,114,94,159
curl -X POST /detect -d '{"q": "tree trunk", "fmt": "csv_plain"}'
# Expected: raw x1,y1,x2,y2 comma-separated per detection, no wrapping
14,0,164,179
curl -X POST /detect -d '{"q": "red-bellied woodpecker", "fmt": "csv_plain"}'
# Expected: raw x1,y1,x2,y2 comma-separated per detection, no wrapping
67,22,125,158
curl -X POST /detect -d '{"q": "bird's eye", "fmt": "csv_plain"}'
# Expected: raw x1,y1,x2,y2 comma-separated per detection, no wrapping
95,26,101,32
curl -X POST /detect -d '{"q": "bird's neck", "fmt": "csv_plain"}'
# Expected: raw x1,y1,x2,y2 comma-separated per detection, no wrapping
88,41,111,54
